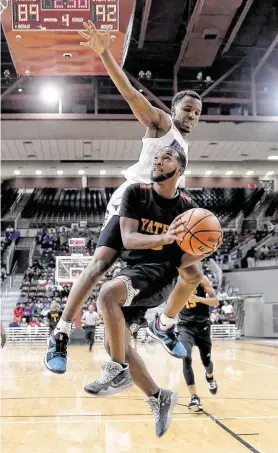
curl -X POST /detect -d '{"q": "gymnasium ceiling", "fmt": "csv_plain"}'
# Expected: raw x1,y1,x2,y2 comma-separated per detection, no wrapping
1,0,278,177
1,0,278,115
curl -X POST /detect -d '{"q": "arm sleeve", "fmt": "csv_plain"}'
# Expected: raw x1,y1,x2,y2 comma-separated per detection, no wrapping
119,184,141,220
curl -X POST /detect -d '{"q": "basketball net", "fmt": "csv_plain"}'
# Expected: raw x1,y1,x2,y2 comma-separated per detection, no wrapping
0,0,9,17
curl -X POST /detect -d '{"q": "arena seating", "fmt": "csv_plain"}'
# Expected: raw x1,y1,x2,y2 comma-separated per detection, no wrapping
265,192,278,218
191,188,265,225
21,188,115,225
1,188,18,218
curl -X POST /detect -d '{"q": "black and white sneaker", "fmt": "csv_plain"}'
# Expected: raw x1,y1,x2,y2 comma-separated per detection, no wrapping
146,389,178,437
188,394,203,412
84,361,133,396
206,375,218,395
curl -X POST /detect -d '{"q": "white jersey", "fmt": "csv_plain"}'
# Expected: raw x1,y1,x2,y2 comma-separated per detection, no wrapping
102,119,188,226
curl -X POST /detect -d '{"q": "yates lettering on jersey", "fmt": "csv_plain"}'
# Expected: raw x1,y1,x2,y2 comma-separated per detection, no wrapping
141,218,169,235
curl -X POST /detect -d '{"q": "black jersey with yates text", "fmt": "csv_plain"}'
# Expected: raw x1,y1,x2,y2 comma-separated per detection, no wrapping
119,183,198,267
179,283,210,323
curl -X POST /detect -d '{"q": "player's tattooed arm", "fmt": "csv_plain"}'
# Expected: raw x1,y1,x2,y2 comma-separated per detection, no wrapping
79,21,170,130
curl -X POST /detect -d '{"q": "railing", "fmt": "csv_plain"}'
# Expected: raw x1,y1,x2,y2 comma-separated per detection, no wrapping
6,241,15,274
29,237,37,267
6,324,238,344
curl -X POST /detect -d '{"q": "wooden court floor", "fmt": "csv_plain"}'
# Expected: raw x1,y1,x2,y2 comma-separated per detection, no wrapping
1,340,278,453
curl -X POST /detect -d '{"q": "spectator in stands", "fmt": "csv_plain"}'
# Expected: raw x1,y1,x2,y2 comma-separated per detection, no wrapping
33,301,43,318
20,317,28,327
23,303,33,323
47,301,62,333
82,304,99,351
246,247,256,268
9,317,21,328
221,301,234,317
29,317,40,327
13,303,24,322
1,265,7,282
5,225,14,236
210,309,220,324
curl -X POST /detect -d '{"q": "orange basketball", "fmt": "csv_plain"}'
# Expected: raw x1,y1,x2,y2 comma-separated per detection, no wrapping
176,208,223,256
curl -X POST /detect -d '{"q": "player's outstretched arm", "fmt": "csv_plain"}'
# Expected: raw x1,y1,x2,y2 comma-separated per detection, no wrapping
79,21,169,129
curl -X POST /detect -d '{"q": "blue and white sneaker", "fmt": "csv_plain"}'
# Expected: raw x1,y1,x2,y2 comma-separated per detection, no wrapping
44,331,68,374
147,314,187,359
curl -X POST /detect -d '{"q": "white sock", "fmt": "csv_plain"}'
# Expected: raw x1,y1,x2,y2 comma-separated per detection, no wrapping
159,313,175,331
54,319,72,336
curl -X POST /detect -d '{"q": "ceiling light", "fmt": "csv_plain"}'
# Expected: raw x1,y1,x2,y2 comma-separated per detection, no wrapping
265,171,274,176
78,170,85,175
121,170,126,175
205,170,212,176
40,85,61,104
268,156,278,160
57,170,64,175
184,170,191,175
35,170,42,175
246,170,254,176
99,170,107,175
225,171,233,176
13,170,20,175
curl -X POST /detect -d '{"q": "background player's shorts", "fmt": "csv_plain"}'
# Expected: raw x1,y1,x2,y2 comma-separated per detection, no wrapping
178,321,212,362
116,262,178,328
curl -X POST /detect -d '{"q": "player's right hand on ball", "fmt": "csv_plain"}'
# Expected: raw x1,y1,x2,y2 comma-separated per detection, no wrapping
79,21,112,54
161,223,184,245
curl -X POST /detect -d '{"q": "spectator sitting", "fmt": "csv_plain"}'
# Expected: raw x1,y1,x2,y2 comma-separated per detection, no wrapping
6,224,14,236
23,303,33,323
20,317,28,327
29,317,40,327
14,303,24,322
221,301,234,316
9,317,21,327
1,266,7,282
33,301,43,318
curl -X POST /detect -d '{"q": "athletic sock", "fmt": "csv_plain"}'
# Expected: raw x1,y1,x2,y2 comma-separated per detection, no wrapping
158,313,175,331
206,374,214,382
54,319,72,337
151,390,160,399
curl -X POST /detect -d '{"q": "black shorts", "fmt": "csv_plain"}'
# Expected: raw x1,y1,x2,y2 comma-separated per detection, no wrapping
96,215,123,252
178,321,212,361
118,262,178,328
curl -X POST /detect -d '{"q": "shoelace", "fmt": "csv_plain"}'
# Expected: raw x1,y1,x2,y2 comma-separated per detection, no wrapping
147,397,160,423
208,380,217,389
96,363,120,384
52,334,68,358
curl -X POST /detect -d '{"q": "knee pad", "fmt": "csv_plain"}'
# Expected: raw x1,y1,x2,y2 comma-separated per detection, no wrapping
183,357,195,386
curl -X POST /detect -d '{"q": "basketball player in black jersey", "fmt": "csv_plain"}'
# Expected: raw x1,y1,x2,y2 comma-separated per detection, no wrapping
83,146,220,437
44,22,203,376
178,275,219,412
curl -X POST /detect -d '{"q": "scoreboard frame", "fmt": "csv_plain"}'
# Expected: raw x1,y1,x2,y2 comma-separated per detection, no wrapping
11,0,120,32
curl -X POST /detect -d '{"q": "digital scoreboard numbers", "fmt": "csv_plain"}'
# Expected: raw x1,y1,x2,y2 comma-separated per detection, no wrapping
12,0,119,31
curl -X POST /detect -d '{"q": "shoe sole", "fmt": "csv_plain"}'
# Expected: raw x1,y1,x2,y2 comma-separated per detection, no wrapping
84,380,133,397
188,404,203,413
208,387,218,395
146,327,185,359
159,392,179,437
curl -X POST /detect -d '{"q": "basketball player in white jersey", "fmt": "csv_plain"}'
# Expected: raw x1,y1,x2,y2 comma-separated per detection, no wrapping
44,22,203,374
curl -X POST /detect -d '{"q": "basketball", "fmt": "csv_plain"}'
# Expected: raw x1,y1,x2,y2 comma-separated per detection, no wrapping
176,208,223,256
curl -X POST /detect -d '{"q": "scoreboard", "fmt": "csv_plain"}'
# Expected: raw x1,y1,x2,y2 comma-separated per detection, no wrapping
12,0,119,31
1,0,135,76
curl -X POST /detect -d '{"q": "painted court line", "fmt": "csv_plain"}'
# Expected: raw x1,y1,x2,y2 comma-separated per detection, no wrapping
234,358,278,370
1,414,278,425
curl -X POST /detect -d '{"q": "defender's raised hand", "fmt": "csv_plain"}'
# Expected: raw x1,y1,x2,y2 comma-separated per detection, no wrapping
79,21,112,54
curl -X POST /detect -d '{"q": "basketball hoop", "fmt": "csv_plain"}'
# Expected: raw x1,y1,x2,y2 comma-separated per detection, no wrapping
0,0,9,16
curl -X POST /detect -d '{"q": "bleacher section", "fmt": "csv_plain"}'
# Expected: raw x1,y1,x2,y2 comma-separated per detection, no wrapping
265,192,278,218
1,188,18,218
21,188,115,225
191,188,265,225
